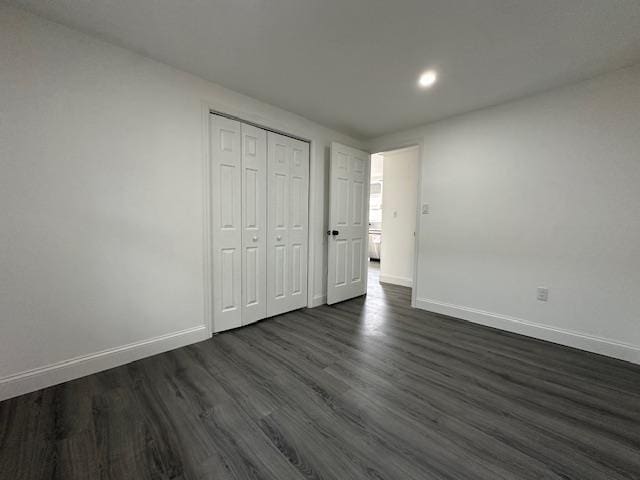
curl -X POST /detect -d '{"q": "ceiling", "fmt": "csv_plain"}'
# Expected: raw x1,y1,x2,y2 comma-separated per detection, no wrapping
10,0,640,139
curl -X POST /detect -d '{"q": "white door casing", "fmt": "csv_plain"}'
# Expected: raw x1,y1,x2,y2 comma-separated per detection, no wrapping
267,132,309,317
241,123,267,325
210,114,242,331
327,142,370,305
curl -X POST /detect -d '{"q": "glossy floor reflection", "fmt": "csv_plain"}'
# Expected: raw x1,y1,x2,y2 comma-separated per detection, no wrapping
1,263,640,479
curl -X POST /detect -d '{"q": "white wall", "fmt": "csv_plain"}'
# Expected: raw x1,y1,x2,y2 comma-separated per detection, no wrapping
379,147,418,287
0,4,363,399
370,64,640,364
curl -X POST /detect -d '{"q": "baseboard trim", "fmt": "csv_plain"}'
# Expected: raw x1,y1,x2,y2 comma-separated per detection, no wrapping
310,294,327,308
415,298,640,365
379,274,413,288
0,325,210,401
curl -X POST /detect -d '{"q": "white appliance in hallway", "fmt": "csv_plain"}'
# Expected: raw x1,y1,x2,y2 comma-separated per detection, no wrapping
326,142,371,305
368,177,383,260
210,114,309,332
368,229,382,260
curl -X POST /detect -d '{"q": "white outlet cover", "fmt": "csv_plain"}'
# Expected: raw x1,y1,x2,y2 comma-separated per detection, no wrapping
537,287,549,302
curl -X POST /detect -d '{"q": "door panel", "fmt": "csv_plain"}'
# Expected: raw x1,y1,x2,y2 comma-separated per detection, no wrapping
267,132,309,317
335,239,348,286
241,123,267,325
211,115,242,331
245,246,258,305
274,245,286,298
291,243,302,294
327,142,370,305
352,180,365,225
351,238,363,282
274,173,287,228
220,248,237,309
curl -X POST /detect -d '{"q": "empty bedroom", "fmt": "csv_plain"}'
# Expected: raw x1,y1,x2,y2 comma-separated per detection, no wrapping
1,1,639,479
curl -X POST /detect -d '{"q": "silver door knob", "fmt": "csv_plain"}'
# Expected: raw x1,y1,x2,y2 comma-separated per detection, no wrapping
252,236,258,242
276,235,282,241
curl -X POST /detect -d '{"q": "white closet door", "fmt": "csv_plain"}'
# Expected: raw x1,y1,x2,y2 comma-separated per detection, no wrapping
210,114,242,332
267,132,309,317
241,124,267,325
327,142,370,305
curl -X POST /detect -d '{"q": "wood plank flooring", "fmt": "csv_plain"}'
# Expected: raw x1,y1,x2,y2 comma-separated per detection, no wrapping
2,262,640,479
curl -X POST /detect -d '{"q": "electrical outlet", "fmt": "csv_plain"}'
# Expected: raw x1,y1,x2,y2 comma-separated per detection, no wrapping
537,287,549,302
422,204,430,214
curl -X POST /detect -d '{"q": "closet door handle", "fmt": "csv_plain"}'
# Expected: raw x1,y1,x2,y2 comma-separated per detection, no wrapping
252,236,258,242
276,235,282,241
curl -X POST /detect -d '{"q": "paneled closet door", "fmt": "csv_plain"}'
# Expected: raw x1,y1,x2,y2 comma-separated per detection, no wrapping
241,124,267,325
266,132,309,317
210,114,242,332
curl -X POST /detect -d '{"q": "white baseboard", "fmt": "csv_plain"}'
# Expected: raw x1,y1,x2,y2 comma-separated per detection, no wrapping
310,294,327,308
379,274,413,287
415,298,640,365
0,325,210,401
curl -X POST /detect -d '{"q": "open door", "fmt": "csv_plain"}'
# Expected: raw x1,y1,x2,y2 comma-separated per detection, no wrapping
327,142,371,305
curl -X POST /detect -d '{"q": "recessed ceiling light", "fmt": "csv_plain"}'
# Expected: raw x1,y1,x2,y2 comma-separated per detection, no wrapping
418,70,438,88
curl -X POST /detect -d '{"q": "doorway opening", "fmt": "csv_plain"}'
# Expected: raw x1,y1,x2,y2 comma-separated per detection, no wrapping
367,145,420,294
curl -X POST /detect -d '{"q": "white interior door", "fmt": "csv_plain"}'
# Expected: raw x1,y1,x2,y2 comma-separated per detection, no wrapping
210,114,242,331
241,123,267,325
327,142,370,305
267,132,309,317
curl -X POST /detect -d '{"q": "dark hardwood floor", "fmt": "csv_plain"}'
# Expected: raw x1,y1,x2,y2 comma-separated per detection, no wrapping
2,261,640,479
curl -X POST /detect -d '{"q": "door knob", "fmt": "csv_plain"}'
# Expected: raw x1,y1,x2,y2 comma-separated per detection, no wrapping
331,230,339,236
276,235,282,241
252,236,258,242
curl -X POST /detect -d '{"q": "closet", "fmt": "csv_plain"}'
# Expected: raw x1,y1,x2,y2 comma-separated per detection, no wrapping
210,113,309,333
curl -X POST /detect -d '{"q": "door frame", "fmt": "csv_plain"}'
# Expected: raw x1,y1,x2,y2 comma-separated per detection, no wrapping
202,102,318,335
369,136,424,309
